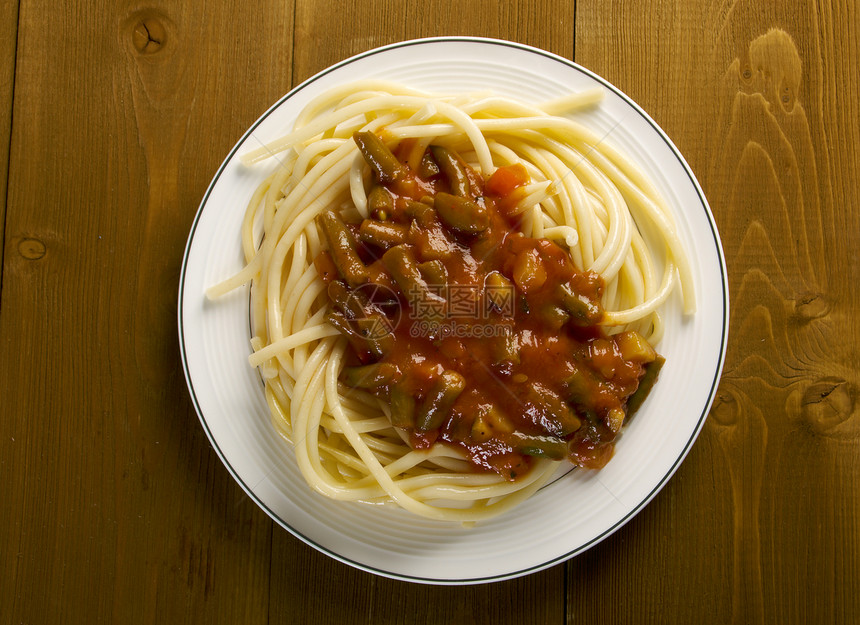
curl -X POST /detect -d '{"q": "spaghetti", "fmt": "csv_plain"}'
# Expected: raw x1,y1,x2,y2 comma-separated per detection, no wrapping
208,80,694,522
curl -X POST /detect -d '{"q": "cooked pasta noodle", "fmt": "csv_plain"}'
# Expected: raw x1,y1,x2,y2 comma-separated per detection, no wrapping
207,80,694,522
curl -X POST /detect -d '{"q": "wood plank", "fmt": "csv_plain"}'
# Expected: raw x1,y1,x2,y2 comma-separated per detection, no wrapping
271,540,564,624
0,1,295,622
0,0,19,275
292,0,574,84
267,1,577,619
571,1,860,623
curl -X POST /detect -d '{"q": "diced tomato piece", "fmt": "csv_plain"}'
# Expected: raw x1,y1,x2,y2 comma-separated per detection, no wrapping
485,163,529,197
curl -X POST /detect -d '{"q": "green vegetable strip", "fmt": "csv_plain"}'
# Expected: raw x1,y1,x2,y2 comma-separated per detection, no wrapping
430,146,471,196
381,245,446,319
340,362,400,389
434,192,489,234
626,355,665,415
354,131,408,185
557,283,603,325
416,370,466,431
389,386,416,428
511,432,567,460
358,219,409,249
318,211,368,288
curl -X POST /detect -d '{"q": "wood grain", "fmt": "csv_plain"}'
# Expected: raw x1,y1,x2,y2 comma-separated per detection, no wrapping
705,9,860,623
292,0,575,85
1,0,858,623
572,1,860,624
0,0,291,622
270,542,564,624
0,0,19,274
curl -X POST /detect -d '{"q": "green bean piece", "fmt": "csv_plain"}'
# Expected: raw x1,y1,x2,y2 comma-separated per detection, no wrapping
325,310,352,335
318,211,368,288
327,280,363,317
525,384,581,436
557,283,603,325
389,385,416,428
541,304,570,331
511,432,567,460
381,245,446,317
562,365,602,408
408,220,458,261
326,310,392,360
381,245,423,294
354,131,408,185
326,311,369,357
416,370,466,431
434,192,489,234
340,362,400,389
358,219,409,249
351,318,395,359
417,150,440,179
417,260,448,289
367,185,394,218
430,146,471,196
327,281,393,343
404,200,435,226
626,355,665,416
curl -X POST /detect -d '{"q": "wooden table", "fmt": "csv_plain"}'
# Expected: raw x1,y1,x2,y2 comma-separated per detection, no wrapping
2,1,857,623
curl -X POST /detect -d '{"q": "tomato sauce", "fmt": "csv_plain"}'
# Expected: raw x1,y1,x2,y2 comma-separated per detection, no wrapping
321,135,661,478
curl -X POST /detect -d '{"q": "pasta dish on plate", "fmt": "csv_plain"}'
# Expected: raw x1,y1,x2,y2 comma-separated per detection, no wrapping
207,80,694,523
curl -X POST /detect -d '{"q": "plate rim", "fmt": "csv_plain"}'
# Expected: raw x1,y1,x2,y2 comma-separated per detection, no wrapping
178,35,729,584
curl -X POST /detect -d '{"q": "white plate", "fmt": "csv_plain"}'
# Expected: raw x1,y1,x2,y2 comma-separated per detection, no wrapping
178,37,728,584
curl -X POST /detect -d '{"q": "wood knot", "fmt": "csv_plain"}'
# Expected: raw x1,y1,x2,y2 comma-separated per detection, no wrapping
801,377,855,433
793,292,829,322
18,237,46,260
710,388,739,427
131,15,166,54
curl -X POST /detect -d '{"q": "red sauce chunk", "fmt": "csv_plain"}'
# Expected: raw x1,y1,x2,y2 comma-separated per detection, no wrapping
317,132,663,479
